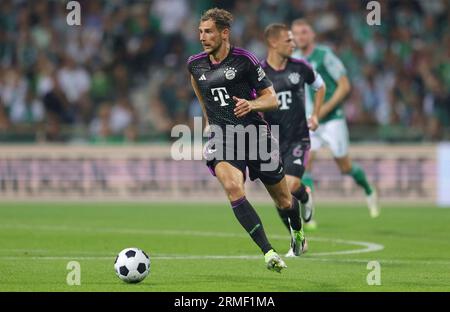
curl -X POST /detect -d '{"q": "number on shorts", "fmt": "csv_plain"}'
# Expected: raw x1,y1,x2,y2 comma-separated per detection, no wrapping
292,145,303,157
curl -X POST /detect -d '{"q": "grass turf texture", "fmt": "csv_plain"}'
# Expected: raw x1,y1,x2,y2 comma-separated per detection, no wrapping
0,202,449,292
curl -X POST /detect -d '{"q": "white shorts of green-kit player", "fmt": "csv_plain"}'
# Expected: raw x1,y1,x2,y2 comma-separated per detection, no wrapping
310,118,349,158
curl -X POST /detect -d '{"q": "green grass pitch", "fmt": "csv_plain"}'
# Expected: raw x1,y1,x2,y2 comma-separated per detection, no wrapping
0,201,449,291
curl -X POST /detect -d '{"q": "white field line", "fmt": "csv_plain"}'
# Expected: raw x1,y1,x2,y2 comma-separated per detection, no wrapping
0,253,449,266
1,224,447,265
0,223,383,256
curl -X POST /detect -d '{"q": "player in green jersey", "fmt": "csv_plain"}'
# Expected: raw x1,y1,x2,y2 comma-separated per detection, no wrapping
291,19,380,228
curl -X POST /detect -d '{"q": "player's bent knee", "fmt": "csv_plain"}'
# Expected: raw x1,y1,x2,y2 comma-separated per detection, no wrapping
336,158,352,174
222,180,245,201
285,176,300,193
288,180,301,193
276,194,292,210
340,166,352,175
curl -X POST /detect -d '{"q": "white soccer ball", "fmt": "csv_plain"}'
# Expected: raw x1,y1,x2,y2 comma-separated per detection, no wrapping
114,247,150,283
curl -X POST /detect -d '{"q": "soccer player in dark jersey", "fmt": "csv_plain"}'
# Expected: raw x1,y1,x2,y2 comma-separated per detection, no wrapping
262,24,325,256
187,8,301,272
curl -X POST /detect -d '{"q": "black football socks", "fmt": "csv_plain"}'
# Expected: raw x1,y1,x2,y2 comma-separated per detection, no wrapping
231,197,272,254
286,196,302,231
277,196,302,232
276,206,290,232
292,184,309,204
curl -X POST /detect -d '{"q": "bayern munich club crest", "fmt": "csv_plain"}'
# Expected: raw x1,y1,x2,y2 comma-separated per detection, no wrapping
288,72,300,85
224,67,237,80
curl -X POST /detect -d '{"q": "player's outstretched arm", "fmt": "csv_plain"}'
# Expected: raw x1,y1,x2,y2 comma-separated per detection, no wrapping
318,75,350,120
233,86,277,118
190,75,209,125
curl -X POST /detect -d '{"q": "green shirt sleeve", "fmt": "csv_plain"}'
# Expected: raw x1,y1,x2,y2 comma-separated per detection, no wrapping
323,50,347,82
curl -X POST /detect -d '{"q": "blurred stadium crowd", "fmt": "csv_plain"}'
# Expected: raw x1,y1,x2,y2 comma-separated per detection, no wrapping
0,0,449,143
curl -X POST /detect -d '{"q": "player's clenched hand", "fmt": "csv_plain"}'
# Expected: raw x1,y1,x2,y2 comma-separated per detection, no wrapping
308,114,319,131
233,96,253,118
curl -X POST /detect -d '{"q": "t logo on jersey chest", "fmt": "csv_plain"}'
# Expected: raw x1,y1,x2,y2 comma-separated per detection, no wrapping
211,87,230,106
277,91,292,110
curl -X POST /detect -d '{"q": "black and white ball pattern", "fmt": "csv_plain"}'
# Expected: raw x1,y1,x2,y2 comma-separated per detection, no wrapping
114,247,150,283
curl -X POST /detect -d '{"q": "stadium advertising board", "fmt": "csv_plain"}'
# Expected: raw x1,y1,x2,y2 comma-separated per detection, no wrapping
0,144,443,204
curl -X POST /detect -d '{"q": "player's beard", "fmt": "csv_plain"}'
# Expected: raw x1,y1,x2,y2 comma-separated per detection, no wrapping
208,39,223,57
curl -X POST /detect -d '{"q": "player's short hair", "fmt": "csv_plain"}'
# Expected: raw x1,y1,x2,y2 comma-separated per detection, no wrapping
291,18,314,30
200,8,233,31
264,23,289,43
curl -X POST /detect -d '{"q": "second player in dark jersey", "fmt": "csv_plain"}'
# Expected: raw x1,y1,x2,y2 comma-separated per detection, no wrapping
263,56,324,182
262,23,325,256
263,26,324,179
262,57,318,154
